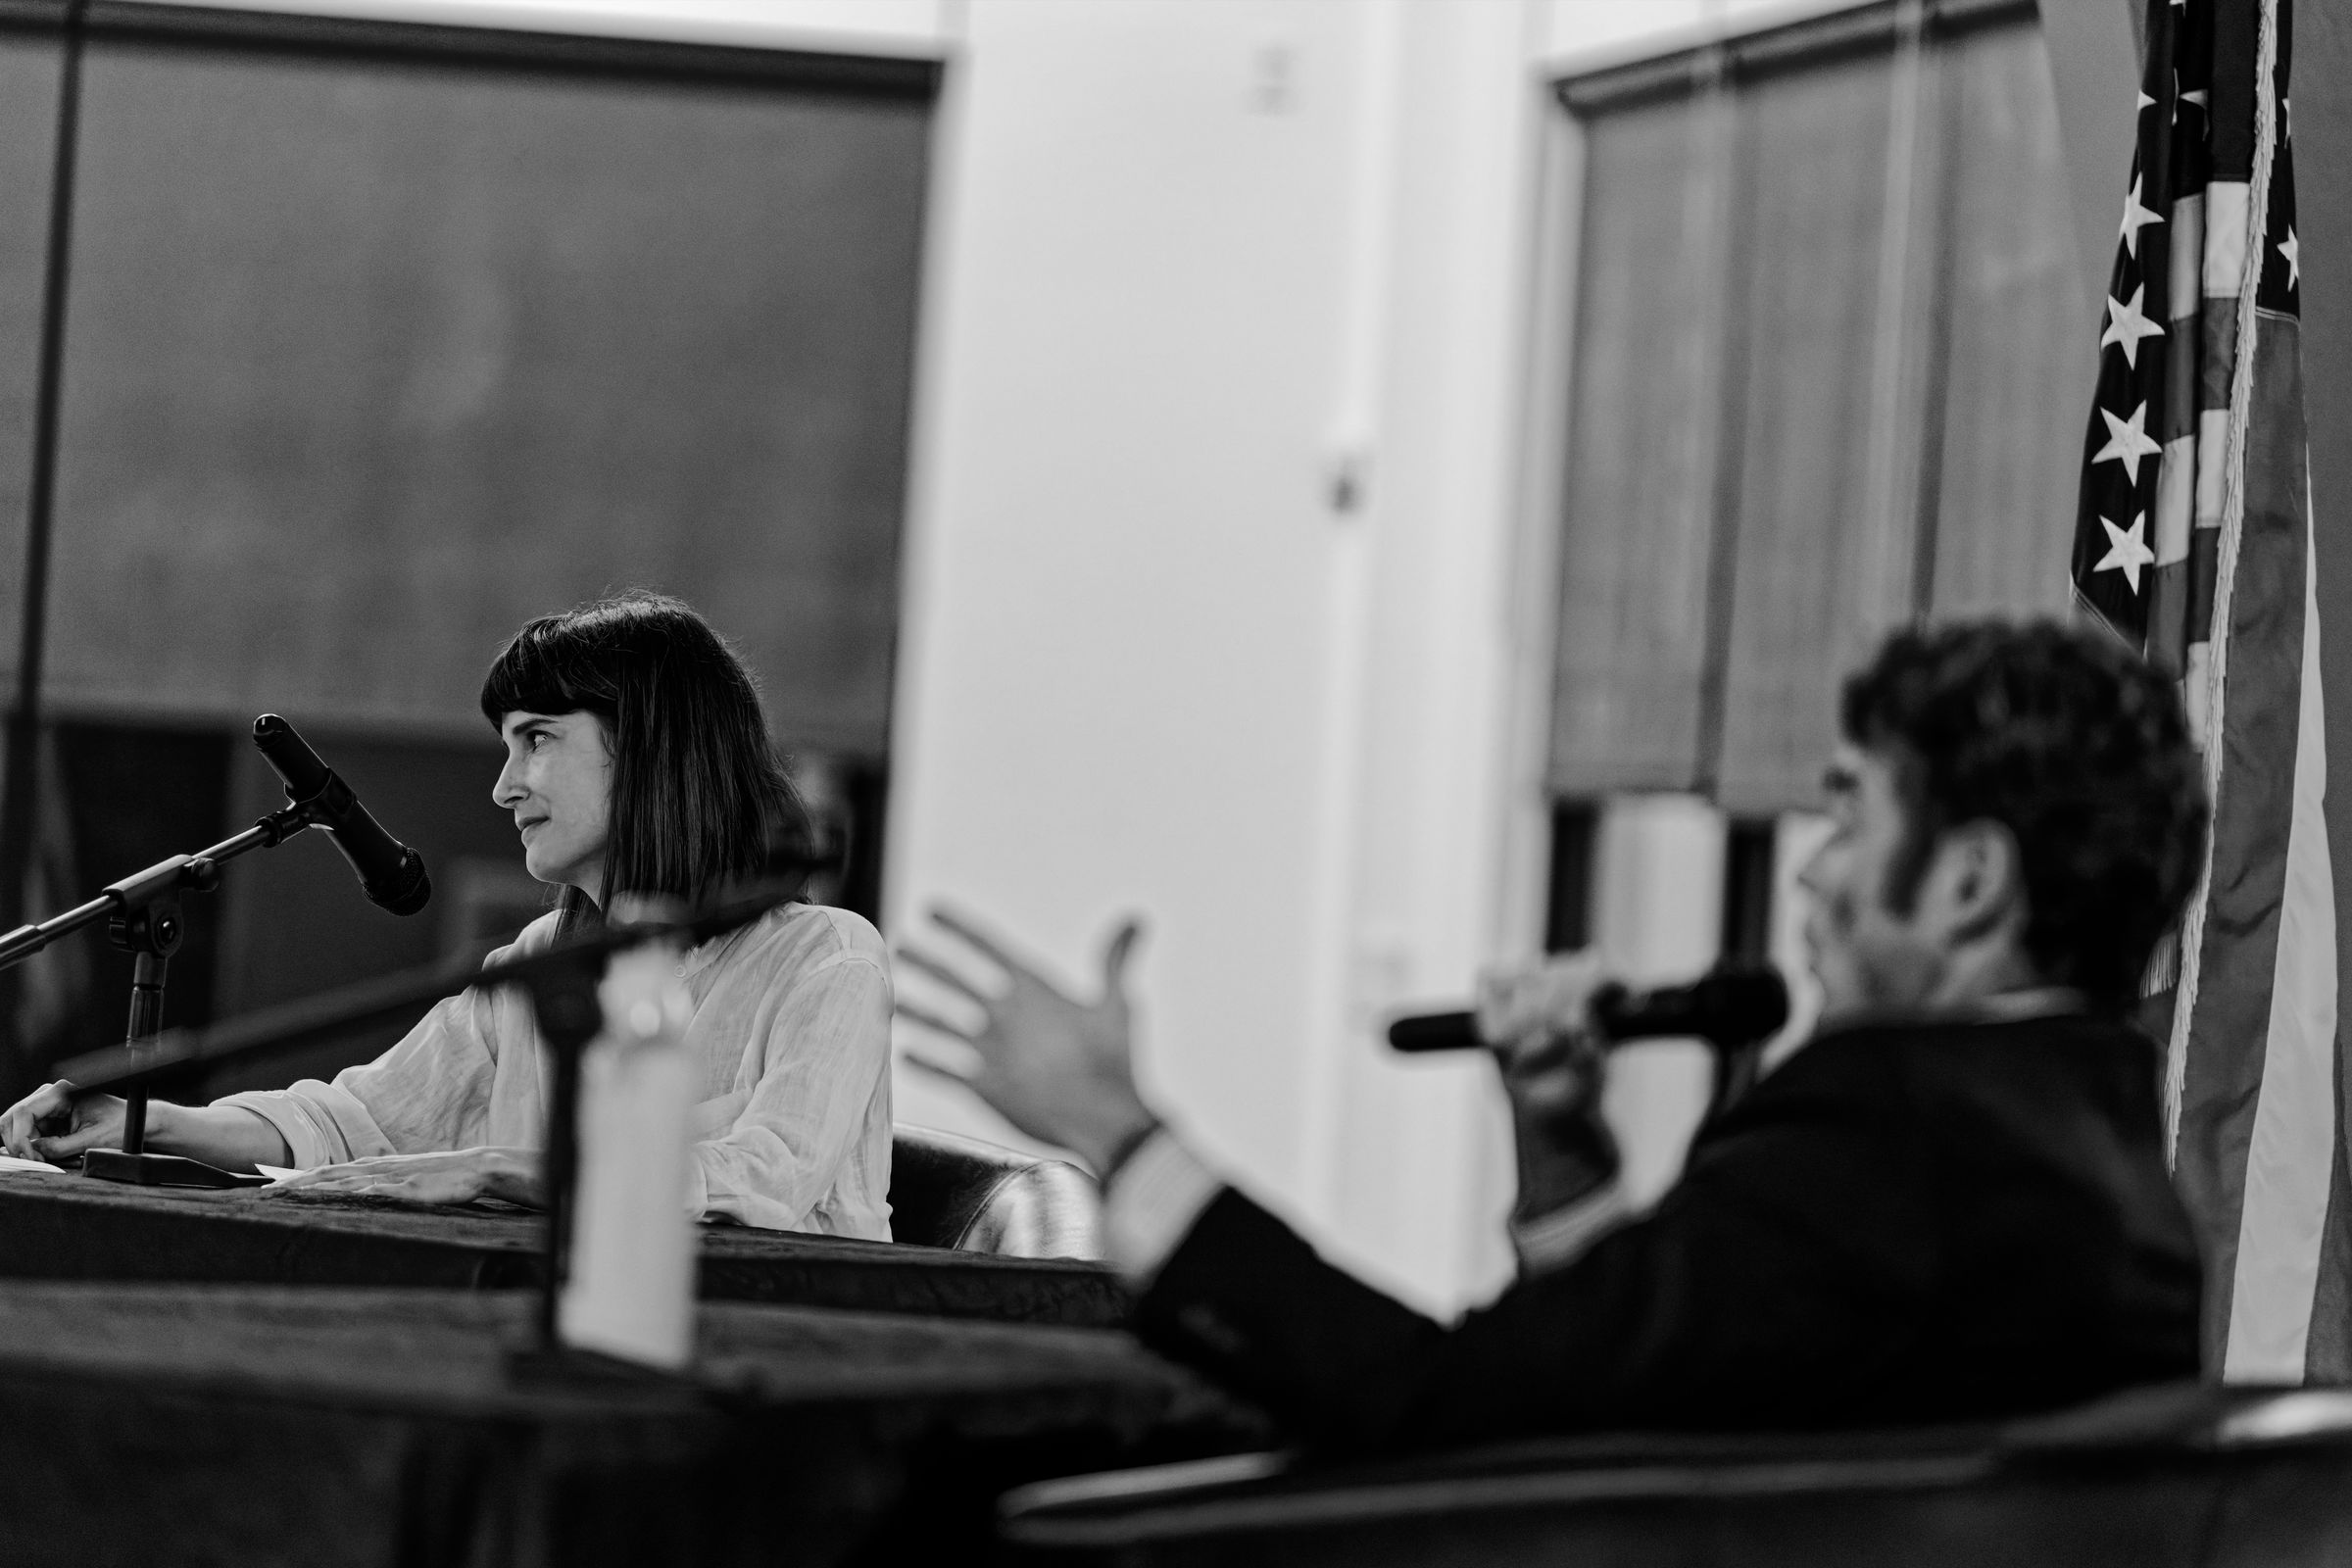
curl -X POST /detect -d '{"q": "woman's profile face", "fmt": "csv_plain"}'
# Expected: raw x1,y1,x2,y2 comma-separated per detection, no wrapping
493,710,613,899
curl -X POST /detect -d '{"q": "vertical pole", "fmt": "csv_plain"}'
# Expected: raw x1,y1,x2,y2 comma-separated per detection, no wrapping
523,959,606,1352
120,949,167,1156
1691,45,1756,801
0,1,88,1092
539,1043,581,1348
1905,19,1967,621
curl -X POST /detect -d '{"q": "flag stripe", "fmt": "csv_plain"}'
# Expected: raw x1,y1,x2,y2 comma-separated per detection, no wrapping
2223,464,2332,1380
2160,319,2199,440
2167,194,2207,322
2197,302,2239,413
2169,0,2315,1370
2307,1049,2352,1381
2206,0,2258,175
2202,182,2252,295
2156,436,2197,562
2195,407,2232,522
2145,530,2224,677
2188,522,2222,650
2185,642,2214,754
2147,562,2191,674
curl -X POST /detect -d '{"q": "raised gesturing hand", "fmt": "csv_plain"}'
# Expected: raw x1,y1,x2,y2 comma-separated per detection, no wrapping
896,906,1158,1176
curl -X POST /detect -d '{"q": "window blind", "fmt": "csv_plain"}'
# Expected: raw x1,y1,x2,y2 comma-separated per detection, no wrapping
1546,90,1735,797
1548,0,2080,814
18,9,933,754
1921,23,2083,620
1712,49,1912,814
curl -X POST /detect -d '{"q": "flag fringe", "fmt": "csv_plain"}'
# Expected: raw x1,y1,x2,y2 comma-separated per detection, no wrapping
2164,0,2282,1160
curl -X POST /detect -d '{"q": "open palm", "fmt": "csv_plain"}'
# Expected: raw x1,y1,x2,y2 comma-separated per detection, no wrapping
897,906,1157,1175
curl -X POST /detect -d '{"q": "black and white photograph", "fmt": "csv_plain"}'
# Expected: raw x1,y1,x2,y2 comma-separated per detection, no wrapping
0,0,2342,1561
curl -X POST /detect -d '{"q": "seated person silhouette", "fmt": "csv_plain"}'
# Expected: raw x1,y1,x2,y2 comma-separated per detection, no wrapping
898,620,2208,1448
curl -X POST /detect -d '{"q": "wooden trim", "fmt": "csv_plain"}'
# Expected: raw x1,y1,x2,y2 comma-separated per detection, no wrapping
1556,0,2035,117
0,0,63,33
0,1,941,98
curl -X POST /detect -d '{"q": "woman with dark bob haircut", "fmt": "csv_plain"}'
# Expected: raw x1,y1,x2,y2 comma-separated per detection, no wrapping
0,593,894,1236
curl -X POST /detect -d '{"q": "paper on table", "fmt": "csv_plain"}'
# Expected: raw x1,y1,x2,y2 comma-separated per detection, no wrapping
0,1154,67,1176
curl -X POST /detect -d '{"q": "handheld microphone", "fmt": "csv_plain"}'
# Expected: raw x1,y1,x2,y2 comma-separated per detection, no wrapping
251,715,432,916
1387,965,1789,1054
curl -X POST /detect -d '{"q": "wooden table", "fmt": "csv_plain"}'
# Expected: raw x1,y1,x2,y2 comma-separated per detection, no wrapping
0,1280,1260,1567
0,1169,1126,1324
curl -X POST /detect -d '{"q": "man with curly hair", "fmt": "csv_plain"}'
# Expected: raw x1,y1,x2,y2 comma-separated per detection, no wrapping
900,620,2210,1448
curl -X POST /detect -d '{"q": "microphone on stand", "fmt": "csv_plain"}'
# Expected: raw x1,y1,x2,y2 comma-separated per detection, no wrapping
1387,964,1789,1054
251,714,432,916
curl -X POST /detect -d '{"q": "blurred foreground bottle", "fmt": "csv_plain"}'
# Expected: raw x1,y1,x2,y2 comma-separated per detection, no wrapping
560,901,696,1368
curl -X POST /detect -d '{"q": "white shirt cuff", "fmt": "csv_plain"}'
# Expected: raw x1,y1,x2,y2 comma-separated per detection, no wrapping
1103,1127,1223,1286
211,1089,339,1170
1510,1181,1631,1275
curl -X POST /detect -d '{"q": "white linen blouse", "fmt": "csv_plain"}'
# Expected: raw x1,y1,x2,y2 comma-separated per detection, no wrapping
216,902,894,1238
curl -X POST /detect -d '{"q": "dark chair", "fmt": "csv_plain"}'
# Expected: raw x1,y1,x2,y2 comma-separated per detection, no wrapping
999,1381,2352,1566
889,1123,1102,1259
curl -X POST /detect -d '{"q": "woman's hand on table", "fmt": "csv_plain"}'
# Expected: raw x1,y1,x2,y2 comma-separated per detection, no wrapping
260,1148,543,1208
0,1081,124,1164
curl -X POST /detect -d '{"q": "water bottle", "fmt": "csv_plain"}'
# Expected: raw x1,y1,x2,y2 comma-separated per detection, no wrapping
558,909,697,1368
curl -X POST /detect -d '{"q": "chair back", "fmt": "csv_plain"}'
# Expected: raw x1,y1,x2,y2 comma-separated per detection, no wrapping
890,1124,1103,1259
998,1382,2352,1566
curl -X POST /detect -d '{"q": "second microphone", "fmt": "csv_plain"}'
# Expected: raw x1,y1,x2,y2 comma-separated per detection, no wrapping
1387,964,1788,1054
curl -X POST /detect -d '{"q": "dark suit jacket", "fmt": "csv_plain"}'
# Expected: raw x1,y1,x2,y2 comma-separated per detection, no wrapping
1134,1012,2203,1450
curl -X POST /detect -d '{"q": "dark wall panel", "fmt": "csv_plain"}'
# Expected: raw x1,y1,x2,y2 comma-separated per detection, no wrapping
41,36,929,751
199,728,525,1096
213,729,519,1019
0,25,57,680
37,720,231,1057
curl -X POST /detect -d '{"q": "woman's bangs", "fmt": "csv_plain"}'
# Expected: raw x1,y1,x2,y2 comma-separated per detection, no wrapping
478,621,605,727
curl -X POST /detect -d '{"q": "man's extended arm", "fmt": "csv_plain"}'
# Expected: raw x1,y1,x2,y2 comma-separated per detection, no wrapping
893,909,1937,1447
1101,1122,1628,1285
1111,1098,1932,1450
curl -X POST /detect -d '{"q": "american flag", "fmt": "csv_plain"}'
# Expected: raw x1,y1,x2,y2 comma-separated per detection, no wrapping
2071,0,2332,1379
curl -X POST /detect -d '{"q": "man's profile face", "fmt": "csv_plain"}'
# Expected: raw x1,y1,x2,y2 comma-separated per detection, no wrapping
1796,743,1944,1026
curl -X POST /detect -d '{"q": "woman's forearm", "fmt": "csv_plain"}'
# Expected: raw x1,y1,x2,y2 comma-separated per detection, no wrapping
468,1147,544,1206
146,1103,293,1173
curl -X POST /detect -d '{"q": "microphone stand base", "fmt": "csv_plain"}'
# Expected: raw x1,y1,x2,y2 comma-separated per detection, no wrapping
81,1150,269,1189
